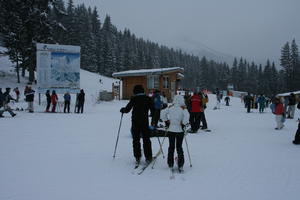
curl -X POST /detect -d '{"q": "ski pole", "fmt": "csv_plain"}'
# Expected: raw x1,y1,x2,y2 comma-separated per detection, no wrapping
151,129,168,169
184,133,192,167
157,137,165,158
113,113,124,159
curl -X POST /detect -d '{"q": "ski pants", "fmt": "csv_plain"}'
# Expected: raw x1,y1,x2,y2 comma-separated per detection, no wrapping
190,112,201,132
52,102,57,112
131,122,153,161
46,100,51,111
259,103,265,113
168,132,184,168
151,109,161,127
293,122,300,144
287,105,296,118
275,115,284,129
246,103,251,113
77,102,84,113
200,111,207,129
28,101,34,112
64,100,70,113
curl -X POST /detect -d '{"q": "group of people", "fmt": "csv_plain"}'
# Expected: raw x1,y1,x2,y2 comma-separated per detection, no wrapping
120,85,191,170
45,89,85,113
184,91,209,133
243,93,271,113
0,85,86,117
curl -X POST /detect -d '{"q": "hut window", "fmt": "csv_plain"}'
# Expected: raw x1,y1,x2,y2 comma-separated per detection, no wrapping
147,75,159,89
163,76,170,89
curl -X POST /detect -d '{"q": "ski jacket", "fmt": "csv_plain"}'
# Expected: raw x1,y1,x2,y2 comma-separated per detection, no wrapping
244,95,253,105
51,94,58,104
46,93,51,102
161,95,190,133
190,94,202,113
25,89,35,102
64,93,71,102
121,93,154,125
257,96,266,104
288,95,296,105
77,92,85,103
153,93,162,110
274,103,284,115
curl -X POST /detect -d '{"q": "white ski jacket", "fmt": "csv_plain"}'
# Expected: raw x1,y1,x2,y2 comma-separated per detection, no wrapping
160,95,190,133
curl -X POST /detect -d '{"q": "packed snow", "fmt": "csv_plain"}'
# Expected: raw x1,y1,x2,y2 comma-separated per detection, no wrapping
1,54,300,200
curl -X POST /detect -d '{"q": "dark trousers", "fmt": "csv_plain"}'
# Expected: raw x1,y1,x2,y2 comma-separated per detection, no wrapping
246,103,251,113
190,112,201,132
151,109,161,127
200,111,207,129
46,100,51,111
51,102,57,112
77,102,84,113
168,132,184,168
293,122,300,144
131,123,153,161
64,100,70,113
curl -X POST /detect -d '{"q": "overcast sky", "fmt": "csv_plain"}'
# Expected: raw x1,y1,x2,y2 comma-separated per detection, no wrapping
74,0,300,65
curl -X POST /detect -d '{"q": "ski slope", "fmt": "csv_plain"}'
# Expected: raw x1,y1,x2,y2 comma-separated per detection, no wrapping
1,94,299,200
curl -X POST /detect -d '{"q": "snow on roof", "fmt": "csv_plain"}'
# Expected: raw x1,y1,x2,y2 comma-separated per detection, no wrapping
112,67,184,77
277,91,300,97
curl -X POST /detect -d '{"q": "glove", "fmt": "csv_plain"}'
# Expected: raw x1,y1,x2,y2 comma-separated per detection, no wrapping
165,120,170,128
120,107,126,113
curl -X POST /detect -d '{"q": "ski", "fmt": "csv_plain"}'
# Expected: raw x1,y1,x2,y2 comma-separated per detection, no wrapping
137,161,152,175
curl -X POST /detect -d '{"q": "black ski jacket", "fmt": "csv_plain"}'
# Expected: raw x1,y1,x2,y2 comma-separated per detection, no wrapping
121,93,154,125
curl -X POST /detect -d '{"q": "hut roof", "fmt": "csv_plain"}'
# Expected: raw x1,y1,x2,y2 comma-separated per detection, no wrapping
112,67,184,78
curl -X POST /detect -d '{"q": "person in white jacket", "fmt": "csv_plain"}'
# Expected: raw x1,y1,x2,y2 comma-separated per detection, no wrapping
160,95,190,170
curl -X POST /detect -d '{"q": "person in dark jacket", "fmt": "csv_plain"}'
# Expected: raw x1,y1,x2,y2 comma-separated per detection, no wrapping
45,90,51,112
0,88,16,117
76,89,85,113
287,93,296,119
120,85,154,164
151,90,162,127
63,92,71,113
24,86,35,113
244,93,253,113
225,96,230,106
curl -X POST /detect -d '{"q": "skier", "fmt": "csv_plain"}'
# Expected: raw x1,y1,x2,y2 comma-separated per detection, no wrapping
24,86,35,113
272,97,284,130
120,85,154,165
293,101,300,144
45,90,51,112
76,89,85,113
160,95,189,171
225,96,230,106
189,92,202,133
244,92,253,113
151,90,162,127
0,88,17,117
51,90,58,113
257,94,266,113
13,87,20,102
214,88,221,109
287,93,296,119
63,92,71,113
199,92,209,130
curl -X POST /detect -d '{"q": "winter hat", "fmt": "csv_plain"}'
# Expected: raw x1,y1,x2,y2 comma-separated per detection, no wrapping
172,95,185,106
133,85,144,95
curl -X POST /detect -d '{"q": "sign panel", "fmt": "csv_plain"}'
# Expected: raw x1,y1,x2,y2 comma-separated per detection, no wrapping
36,43,81,93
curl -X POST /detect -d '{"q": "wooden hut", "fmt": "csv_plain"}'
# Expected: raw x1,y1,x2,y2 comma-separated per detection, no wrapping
112,67,184,101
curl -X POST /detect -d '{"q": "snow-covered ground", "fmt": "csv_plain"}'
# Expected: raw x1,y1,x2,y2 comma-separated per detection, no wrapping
1,52,300,200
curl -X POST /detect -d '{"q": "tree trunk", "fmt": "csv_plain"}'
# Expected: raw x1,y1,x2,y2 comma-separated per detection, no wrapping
16,60,20,83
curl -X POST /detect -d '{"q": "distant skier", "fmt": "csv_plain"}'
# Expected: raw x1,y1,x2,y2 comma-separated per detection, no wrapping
76,89,85,113
257,94,266,113
45,90,51,112
63,92,71,113
272,97,284,130
151,90,162,127
51,90,58,113
225,96,230,106
13,87,20,102
120,85,154,165
189,92,202,133
287,93,296,119
0,88,17,117
160,95,189,170
24,86,35,113
244,92,253,113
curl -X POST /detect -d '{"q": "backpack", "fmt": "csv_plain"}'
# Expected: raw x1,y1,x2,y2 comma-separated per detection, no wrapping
154,94,162,109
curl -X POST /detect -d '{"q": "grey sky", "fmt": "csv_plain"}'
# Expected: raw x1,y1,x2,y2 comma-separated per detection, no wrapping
74,0,300,65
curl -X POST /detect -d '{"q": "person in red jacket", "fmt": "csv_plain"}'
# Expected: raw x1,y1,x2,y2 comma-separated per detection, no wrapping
189,92,203,133
273,97,284,130
51,90,58,113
